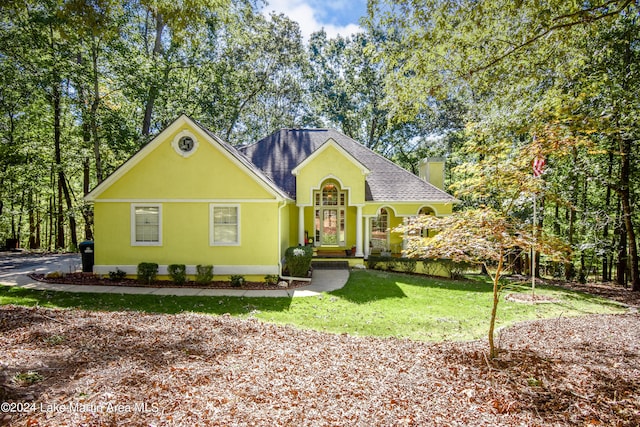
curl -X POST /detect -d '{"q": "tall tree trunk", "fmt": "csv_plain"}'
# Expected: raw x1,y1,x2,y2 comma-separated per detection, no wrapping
82,157,93,240
578,175,588,283
603,149,614,281
53,80,65,250
619,134,639,291
90,41,103,183
615,199,628,287
142,13,165,136
61,173,78,249
28,189,38,249
77,56,94,242
616,17,639,291
565,149,578,281
52,79,78,250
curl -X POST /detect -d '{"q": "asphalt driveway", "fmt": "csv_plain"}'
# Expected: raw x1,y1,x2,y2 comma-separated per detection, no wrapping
0,252,81,284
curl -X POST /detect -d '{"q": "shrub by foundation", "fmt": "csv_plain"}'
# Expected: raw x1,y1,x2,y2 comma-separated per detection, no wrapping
137,262,158,285
284,246,313,277
108,269,127,281
230,275,245,287
196,265,214,284
168,264,187,285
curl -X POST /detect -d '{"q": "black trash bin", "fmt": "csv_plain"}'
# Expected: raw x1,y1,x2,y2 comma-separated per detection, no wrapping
79,241,94,273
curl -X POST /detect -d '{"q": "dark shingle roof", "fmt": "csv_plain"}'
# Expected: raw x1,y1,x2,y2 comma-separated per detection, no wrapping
238,128,457,203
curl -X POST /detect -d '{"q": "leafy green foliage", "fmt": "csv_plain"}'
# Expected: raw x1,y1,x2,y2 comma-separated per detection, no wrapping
229,275,245,288
108,269,127,281
195,265,214,284
167,264,187,285
137,263,158,285
264,275,279,286
397,207,570,357
370,0,640,289
284,246,313,277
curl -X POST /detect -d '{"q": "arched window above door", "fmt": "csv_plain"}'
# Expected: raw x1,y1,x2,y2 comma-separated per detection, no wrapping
313,180,347,247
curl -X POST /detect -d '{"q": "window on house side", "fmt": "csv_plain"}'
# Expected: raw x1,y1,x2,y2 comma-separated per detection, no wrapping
132,204,161,246
210,205,240,245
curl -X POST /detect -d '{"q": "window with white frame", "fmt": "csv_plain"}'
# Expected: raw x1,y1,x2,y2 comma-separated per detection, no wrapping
210,205,240,245
131,204,162,246
370,208,389,250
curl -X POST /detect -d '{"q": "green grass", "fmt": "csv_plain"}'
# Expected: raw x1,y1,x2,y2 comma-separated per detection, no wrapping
0,270,626,342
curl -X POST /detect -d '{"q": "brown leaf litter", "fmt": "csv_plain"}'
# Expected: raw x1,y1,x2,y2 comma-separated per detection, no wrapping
1,306,639,426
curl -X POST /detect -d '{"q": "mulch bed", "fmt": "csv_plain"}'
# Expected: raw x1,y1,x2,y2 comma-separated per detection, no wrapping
505,293,559,304
1,306,639,426
550,280,640,308
28,273,310,290
3,275,640,425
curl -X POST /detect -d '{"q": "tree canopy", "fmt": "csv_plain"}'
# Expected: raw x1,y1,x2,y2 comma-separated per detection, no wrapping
0,0,638,292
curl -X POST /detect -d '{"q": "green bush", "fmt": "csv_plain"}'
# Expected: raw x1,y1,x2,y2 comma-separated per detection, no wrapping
264,274,279,285
137,262,158,285
230,274,245,287
441,259,469,279
420,259,438,276
397,258,417,273
168,264,187,285
196,265,214,284
381,255,396,271
284,246,313,277
366,256,382,270
108,269,127,281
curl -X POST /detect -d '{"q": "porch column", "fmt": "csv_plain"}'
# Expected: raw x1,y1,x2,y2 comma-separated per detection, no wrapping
364,216,370,258
298,205,305,246
355,205,364,257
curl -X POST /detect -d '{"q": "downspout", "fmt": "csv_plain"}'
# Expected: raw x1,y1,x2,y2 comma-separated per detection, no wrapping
278,199,286,277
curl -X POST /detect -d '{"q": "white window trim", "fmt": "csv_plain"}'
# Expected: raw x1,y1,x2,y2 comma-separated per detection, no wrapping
171,129,199,158
131,203,162,246
209,204,241,246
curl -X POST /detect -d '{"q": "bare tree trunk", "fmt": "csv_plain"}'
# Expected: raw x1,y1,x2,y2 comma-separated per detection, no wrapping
142,13,165,136
53,81,65,250
616,18,639,291
28,189,38,249
488,250,505,359
90,42,103,183
603,149,614,282
615,199,628,287
565,150,578,281
619,138,639,290
578,176,588,283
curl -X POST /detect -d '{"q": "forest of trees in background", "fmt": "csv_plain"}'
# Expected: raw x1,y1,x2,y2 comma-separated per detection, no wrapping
1,0,638,289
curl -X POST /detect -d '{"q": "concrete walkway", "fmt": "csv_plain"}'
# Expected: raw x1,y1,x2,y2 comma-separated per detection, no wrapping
0,253,350,298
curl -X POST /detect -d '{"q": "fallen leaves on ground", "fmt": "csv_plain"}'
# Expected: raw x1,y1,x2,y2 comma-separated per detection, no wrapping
1,306,638,426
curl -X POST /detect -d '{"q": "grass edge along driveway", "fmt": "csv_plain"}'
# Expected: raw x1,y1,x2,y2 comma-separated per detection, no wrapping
0,269,626,342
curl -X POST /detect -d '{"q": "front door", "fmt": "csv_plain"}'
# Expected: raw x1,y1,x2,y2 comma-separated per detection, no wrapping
314,181,346,247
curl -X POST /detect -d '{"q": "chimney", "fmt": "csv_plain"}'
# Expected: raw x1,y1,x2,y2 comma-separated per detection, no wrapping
418,157,445,190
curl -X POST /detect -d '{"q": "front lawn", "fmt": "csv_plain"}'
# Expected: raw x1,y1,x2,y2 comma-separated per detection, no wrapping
0,270,625,342
256,270,626,341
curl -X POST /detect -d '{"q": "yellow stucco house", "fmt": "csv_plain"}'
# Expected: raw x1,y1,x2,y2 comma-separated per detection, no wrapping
85,115,457,278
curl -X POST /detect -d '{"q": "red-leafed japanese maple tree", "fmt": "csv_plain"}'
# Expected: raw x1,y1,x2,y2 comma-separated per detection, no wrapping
397,207,569,358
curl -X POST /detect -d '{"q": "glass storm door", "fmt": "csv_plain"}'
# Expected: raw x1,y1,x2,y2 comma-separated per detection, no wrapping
322,209,338,245
314,181,346,247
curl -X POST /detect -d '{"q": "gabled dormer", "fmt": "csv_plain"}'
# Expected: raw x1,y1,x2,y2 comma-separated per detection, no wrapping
291,138,370,207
